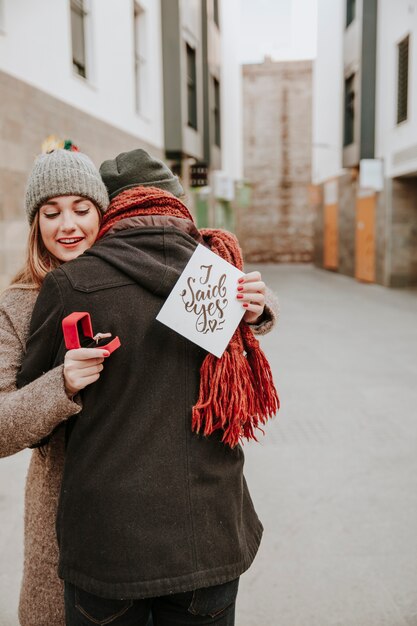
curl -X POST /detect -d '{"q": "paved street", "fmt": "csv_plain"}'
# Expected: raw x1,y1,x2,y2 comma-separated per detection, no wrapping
1,264,417,625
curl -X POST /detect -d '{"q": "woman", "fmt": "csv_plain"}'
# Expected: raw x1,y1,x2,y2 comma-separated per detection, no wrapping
0,147,110,626
18,149,279,626
1,148,277,625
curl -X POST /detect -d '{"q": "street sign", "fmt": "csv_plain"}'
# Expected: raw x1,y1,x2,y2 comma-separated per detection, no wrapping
359,159,384,192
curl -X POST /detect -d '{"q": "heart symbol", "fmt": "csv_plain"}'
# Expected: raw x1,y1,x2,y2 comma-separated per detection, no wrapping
208,319,217,332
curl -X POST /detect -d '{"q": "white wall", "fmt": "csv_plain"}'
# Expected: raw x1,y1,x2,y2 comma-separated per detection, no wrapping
0,0,164,149
312,0,344,184
220,0,242,180
376,0,417,178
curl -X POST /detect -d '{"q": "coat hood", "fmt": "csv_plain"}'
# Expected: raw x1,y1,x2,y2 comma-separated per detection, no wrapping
64,217,201,299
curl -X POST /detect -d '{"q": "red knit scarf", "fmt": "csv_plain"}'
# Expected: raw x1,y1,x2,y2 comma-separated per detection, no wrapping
98,187,279,447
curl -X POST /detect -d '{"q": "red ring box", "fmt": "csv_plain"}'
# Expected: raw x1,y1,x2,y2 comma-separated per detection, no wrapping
62,312,121,354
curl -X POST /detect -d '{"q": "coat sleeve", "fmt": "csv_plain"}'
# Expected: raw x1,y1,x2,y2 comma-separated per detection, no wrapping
0,283,81,458
248,285,279,336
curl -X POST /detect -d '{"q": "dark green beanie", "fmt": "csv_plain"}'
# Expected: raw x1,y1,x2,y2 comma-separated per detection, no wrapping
99,149,183,200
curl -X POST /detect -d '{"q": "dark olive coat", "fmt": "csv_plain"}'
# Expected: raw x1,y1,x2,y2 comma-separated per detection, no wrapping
18,218,263,600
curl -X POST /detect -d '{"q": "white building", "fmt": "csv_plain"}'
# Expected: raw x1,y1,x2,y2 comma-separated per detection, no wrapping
376,0,417,180
313,0,417,287
0,0,164,157
0,0,243,286
0,0,165,287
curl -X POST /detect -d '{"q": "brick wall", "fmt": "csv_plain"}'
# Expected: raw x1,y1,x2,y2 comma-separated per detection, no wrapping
0,70,163,289
312,184,324,268
337,173,356,277
375,182,388,285
239,59,313,263
389,177,417,287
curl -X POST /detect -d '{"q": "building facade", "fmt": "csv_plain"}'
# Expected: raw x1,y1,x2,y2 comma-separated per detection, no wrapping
0,0,165,288
240,57,313,263
0,0,241,287
313,0,417,287
161,0,242,231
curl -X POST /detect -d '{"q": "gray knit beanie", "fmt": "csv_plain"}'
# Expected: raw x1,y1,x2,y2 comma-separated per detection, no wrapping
25,149,109,224
99,148,184,200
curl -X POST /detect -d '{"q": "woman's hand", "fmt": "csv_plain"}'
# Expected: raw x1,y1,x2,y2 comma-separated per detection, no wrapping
236,271,266,324
64,347,110,398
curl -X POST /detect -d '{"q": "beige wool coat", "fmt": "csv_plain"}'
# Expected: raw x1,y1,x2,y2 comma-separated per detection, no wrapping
0,284,277,626
0,286,81,626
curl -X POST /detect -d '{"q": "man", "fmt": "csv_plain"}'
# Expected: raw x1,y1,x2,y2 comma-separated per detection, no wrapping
18,149,277,625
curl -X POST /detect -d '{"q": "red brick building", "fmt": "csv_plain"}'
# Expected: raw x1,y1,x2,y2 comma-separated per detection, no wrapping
239,57,313,263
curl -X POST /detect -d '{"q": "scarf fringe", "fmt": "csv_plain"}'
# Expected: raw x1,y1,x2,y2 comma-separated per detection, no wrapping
192,338,280,448
246,344,280,419
192,343,259,448
243,324,280,420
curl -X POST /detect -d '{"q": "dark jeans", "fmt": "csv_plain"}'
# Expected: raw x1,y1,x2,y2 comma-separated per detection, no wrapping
64,578,239,626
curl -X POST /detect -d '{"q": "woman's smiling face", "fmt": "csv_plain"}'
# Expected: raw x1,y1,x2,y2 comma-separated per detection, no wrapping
38,195,100,262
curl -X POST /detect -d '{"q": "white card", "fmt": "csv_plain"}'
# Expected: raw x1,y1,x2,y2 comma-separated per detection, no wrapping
156,244,245,358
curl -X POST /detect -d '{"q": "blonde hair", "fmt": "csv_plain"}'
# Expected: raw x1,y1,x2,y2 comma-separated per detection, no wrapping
9,212,61,289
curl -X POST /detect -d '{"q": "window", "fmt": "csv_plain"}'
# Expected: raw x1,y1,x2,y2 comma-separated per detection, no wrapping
346,0,356,28
70,0,88,78
213,77,221,147
343,75,355,146
213,0,219,28
134,3,147,115
397,35,409,124
186,44,197,129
